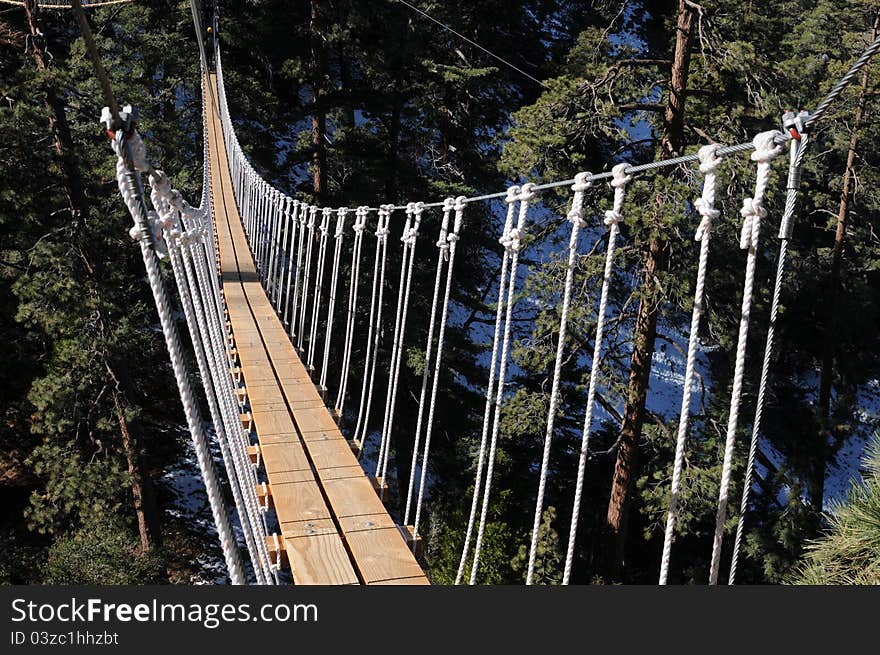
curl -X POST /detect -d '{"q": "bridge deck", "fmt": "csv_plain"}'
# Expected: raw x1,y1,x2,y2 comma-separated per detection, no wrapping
205,74,428,585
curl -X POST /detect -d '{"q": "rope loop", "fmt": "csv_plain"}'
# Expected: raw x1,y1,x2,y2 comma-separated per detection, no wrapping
604,162,631,226
504,185,521,205
572,171,593,193
751,130,785,163
695,144,723,241
335,207,348,238
307,205,317,229
698,143,723,174
319,207,332,235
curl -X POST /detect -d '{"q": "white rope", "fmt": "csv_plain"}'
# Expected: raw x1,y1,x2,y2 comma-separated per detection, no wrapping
708,130,783,585
454,185,519,585
469,183,535,584
109,129,244,584
375,204,414,473
729,133,809,584
154,192,267,585
267,190,281,302
189,238,278,584
319,208,348,392
175,227,274,584
657,145,723,584
354,205,392,449
298,205,317,352
378,202,424,490
290,203,308,340
405,197,454,525
183,218,278,585
282,198,299,326
307,208,332,372
336,207,369,417
525,171,594,585
411,196,466,548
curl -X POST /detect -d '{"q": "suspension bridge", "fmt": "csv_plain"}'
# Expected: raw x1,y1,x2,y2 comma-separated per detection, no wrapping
49,0,880,585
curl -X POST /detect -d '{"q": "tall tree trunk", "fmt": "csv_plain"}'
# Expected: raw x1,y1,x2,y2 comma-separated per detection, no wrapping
603,0,694,580
112,389,163,551
23,1,88,219
310,0,327,203
814,14,878,513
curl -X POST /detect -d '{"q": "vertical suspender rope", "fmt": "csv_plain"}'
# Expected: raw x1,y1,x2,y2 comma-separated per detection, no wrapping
320,208,348,393
561,166,631,584
729,130,809,584
378,202,424,490
658,145,723,585
267,190,280,299
308,207,333,373
470,183,535,584
455,186,519,585
525,170,595,585
290,203,308,339
335,207,369,418
708,130,784,585
354,205,392,449
376,204,414,472
283,198,299,326
298,205,317,352
411,197,467,547
404,197,454,525
108,127,244,584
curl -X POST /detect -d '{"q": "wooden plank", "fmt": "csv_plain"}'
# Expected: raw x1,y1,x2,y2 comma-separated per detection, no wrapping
338,513,397,534
344,527,426,584
279,518,339,539
259,442,310,475
270,480,332,525
322,477,388,519
282,534,360,585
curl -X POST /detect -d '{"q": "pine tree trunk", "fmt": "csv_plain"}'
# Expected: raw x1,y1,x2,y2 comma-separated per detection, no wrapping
310,0,327,202
603,0,694,580
113,390,163,551
814,14,878,513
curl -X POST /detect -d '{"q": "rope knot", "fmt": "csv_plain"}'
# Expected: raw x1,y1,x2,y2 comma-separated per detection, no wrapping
610,162,632,189
505,185,521,204
336,208,348,238
499,227,522,253
443,197,455,212
572,171,593,192
698,144,723,174
603,209,623,225
519,182,537,201
751,130,785,163
568,208,588,229
454,195,467,212
694,198,719,242
739,198,765,249
353,207,368,234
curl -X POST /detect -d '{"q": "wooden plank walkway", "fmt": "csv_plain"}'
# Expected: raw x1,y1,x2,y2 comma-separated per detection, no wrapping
205,74,428,586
